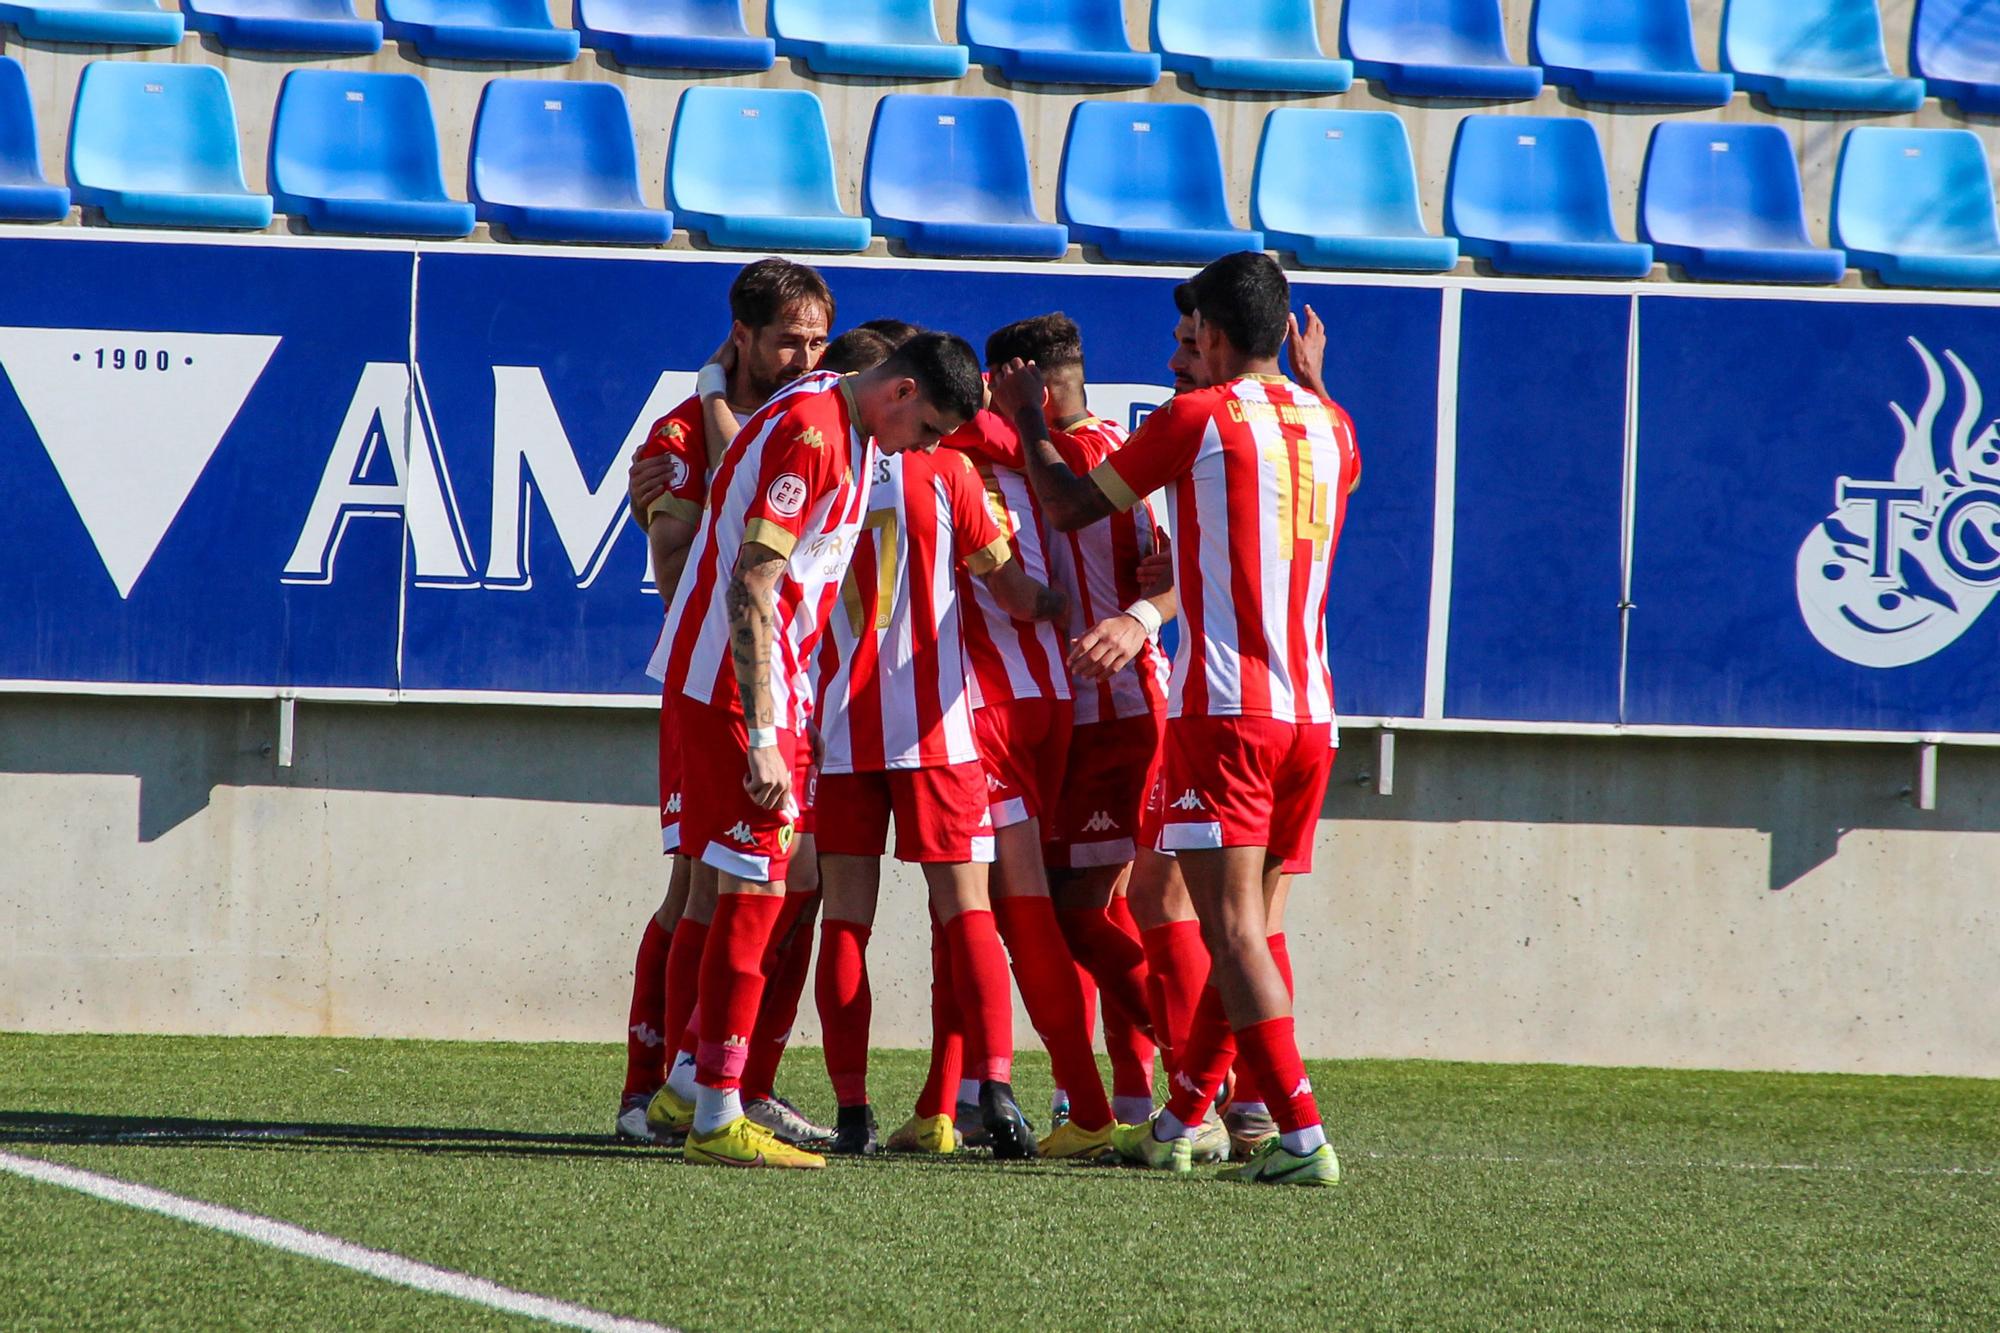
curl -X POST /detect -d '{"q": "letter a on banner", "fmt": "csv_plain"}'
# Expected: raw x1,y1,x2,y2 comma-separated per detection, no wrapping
0,327,279,598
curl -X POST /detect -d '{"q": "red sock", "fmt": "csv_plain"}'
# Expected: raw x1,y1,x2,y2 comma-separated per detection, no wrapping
944,909,1012,1084
993,895,1114,1132
1077,963,1098,1046
694,893,783,1092
1269,931,1294,998
1057,905,1154,1035
621,917,672,1098
1165,983,1235,1127
815,918,873,1106
1234,1016,1319,1134
914,914,963,1119
741,892,817,1101
1104,996,1157,1101
658,916,709,1060
1229,934,1291,1107
1140,920,1208,1070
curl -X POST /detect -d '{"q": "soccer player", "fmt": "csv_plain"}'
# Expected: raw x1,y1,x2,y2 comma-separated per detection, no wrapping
812,437,1065,1158
996,252,1360,1186
618,258,834,1147
655,331,986,1169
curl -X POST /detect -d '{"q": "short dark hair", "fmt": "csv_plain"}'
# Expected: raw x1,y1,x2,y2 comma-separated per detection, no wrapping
1172,281,1196,318
856,317,922,347
729,258,835,331
983,313,1082,373
881,331,983,422
1186,252,1288,358
820,328,894,374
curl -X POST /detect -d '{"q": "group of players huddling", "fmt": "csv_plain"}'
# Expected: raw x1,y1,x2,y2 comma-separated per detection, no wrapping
614,249,1358,1186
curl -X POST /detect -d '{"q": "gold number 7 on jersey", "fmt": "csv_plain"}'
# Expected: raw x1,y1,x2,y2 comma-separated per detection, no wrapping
842,508,901,636
1263,442,1330,560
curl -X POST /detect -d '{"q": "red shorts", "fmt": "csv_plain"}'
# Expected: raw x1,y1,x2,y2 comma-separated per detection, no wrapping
975,697,1073,829
814,763,996,864
676,696,805,884
658,681,684,855
1158,714,1335,870
1046,712,1165,870
795,743,817,837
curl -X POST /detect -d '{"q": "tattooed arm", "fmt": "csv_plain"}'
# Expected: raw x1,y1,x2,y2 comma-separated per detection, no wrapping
726,540,792,810
989,359,1117,533
980,557,1069,625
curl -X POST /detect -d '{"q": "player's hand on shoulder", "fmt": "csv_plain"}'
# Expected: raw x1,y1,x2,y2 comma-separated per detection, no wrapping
629,449,675,519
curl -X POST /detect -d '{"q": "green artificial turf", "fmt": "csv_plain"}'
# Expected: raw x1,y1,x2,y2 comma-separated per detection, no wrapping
1,1034,1995,1330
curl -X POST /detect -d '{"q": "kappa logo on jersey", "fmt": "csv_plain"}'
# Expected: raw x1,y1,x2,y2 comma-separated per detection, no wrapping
766,473,809,518
796,425,827,452
725,820,754,844
1081,810,1119,833
1797,338,2000,668
1172,789,1204,811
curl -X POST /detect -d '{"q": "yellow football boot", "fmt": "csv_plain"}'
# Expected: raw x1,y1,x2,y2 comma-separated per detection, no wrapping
684,1116,826,1169
1219,1137,1340,1186
1038,1120,1114,1161
885,1113,958,1154
645,1085,694,1141
1108,1117,1193,1175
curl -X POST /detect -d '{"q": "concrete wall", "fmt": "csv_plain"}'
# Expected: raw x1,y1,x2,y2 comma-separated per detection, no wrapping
4,693,1995,1077
2,0,1979,279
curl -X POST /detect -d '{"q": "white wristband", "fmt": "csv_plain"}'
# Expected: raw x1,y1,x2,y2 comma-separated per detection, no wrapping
1122,598,1164,637
745,726,778,750
697,362,729,400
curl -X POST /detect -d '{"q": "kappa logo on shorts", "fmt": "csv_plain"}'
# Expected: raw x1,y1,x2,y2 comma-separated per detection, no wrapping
1081,810,1118,833
664,793,681,814
1171,789,1204,811
986,772,1004,792
766,473,808,518
725,820,754,844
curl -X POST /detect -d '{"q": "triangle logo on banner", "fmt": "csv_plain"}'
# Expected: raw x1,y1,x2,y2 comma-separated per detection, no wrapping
0,328,282,598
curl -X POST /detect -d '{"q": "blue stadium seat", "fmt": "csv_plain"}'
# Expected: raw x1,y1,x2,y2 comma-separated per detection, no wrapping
379,0,578,62
1152,0,1353,93
769,0,969,79
1341,0,1543,100
182,0,380,53
1058,101,1261,264
960,0,1159,86
1639,123,1844,284
67,61,272,229
0,0,180,46
1832,127,2000,289
1445,115,1651,278
470,79,671,244
270,70,473,238
576,0,773,71
1531,0,1732,107
864,95,1065,259
1252,109,1456,272
0,57,69,222
1721,0,1924,112
1912,0,2000,112
669,87,870,252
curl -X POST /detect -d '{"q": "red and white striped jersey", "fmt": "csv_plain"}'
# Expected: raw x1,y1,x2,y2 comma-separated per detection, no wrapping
660,372,875,731
1048,416,1169,726
1089,375,1360,725
643,395,750,683
814,448,1011,775
944,410,1070,708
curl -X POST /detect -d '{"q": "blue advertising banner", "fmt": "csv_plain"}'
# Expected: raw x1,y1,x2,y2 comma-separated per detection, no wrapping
0,237,411,690
1443,290,1628,723
1627,295,2000,732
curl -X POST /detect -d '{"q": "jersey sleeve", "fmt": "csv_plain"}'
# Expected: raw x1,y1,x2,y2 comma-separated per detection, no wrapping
943,408,1025,470
737,402,836,560
638,400,708,526
943,452,1011,576
1088,395,1208,513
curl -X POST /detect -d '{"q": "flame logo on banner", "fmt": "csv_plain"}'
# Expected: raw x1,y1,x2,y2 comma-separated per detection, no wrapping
1796,338,2000,668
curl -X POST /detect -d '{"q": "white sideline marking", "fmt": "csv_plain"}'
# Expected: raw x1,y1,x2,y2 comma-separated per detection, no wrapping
0,1151,674,1332
1357,1149,1997,1178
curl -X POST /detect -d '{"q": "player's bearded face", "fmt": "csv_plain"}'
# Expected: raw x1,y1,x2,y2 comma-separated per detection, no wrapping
1169,313,1205,393
742,300,831,401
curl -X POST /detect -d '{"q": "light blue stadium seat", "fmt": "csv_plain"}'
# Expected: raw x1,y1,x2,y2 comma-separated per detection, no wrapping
67,61,272,229
1639,123,1844,284
960,0,1159,86
270,70,473,238
1832,127,2000,289
182,0,380,53
1058,100,1261,264
470,79,671,244
0,57,70,222
864,94,1066,259
1531,0,1732,106
1912,0,2000,112
1341,0,1543,100
770,0,969,79
1722,0,1925,112
379,0,578,62
1445,115,1651,278
669,87,870,252
1152,0,1352,93
0,0,180,46
577,0,773,70
1252,109,1456,272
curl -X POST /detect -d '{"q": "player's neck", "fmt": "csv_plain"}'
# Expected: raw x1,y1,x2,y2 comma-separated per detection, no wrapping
1209,352,1284,385
723,366,762,416
1050,398,1091,431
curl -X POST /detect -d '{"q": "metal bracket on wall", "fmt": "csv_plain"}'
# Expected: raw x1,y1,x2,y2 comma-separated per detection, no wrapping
1913,741,1938,812
277,694,296,769
1376,730,1395,798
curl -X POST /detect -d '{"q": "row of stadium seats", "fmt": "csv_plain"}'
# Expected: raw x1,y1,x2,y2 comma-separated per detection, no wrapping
8,57,2000,289
0,0,1994,112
